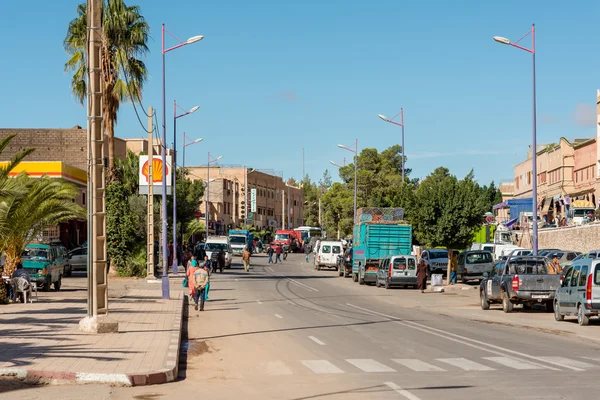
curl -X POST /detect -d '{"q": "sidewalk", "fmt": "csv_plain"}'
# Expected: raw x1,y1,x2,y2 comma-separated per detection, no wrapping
0,275,185,386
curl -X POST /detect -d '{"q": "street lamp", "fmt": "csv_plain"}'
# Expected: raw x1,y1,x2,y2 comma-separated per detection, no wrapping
179,133,203,249
494,24,537,255
161,24,203,298
172,102,199,275
337,140,358,224
378,108,405,182
206,153,223,239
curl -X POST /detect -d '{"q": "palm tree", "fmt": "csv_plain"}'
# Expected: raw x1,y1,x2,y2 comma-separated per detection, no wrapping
0,134,35,201
0,175,86,277
64,0,149,178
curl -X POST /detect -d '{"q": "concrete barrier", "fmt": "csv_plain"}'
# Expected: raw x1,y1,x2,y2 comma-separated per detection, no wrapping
538,222,600,252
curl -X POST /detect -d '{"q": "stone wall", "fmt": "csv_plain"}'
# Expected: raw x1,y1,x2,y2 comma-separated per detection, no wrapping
538,223,600,252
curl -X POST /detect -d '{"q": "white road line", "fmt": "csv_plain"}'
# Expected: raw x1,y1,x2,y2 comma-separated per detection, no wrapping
262,361,293,376
392,359,445,372
301,360,344,374
274,314,283,319
345,303,561,371
384,382,422,400
277,275,320,292
308,336,326,346
483,356,545,370
536,357,595,371
266,267,274,272
346,359,396,373
437,358,495,371
256,300,263,305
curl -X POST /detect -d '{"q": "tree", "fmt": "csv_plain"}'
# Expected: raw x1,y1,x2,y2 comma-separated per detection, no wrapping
169,168,205,244
301,176,320,227
410,167,488,283
318,170,333,192
0,175,85,277
0,134,34,201
64,0,150,177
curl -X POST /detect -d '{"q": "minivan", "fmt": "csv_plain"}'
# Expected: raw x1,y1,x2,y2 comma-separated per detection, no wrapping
22,243,66,291
375,255,417,289
457,250,495,283
205,236,232,269
554,258,600,326
314,240,343,271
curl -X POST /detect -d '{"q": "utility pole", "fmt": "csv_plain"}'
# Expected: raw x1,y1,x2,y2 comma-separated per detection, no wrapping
302,148,305,180
318,198,322,227
147,106,156,280
80,0,116,333
281,189,285,230
287,184,291,228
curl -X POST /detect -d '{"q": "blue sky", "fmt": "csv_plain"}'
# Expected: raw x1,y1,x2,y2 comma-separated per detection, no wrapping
1,0,598,185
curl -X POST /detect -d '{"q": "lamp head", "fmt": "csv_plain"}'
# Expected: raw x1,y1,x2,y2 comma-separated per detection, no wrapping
337,144,345,149
187,35,204,44
493,36,511,45
193,138,203,144
215,155,223,161
378,114,389,122
189,106,200,113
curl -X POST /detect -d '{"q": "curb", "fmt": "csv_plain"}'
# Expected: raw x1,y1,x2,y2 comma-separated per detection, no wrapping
0,290,185,387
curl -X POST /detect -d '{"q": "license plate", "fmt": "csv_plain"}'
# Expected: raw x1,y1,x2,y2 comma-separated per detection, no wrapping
531,294,549,299
393,271,403,276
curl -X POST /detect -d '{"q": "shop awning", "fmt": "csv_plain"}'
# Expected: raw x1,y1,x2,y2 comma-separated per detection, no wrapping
493,201,508,211
505,217,518,229
541,198,552,213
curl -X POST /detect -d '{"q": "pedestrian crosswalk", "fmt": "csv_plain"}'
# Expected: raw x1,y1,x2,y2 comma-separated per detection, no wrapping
261,355,600,376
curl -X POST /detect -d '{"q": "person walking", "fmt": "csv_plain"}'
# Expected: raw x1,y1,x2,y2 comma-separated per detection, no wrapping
186,256,199,303
192,263,210,311
275,244,282,264
449,252,458,284
417,259,428,293
242,247,251,272
267,245,274,264
304,242,311,263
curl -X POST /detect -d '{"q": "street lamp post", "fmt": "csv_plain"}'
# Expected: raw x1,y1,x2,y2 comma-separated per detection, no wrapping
206,153,223,239
494,24,537,255
337,140,358,224
180,133,203,249
161,23,203,299
172,102,199,274
378,109,405,182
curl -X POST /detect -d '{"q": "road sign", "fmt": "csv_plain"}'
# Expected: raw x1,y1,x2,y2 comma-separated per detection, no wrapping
139,155,172,195
251,188,257,212
248,212,254,219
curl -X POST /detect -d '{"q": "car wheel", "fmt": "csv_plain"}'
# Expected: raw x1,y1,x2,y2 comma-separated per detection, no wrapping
480,290,490,310
502,291,513,313
554,300,564,321
545,301,554,313
65,265,72,277
352,273,358,282
359,275,365,285
376,279,381,288
42,279,51,292
384,279,390,290
54,276,62,291
577,304,590,326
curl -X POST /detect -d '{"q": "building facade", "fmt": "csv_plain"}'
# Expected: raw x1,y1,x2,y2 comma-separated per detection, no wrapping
187,166,303,233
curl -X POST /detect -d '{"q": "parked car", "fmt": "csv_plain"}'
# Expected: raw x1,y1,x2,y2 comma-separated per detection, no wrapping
375,255,418,289
204,236,232,269
457,250,495,283
542,250,580,265
420,249,448,276
22,243,66,291
480,256,561,313
554,258,600,325
67,247,88,273
314,240,343,271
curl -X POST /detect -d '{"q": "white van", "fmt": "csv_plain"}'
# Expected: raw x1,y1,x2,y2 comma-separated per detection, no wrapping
205,236,232,269
314,240,343,271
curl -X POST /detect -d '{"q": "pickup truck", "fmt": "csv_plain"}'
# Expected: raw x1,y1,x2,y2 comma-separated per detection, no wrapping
479,256,561,313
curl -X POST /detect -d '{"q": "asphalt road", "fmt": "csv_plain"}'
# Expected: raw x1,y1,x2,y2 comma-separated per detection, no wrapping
6,253,600,399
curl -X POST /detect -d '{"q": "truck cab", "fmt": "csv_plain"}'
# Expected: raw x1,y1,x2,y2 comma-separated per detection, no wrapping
271,230,298,252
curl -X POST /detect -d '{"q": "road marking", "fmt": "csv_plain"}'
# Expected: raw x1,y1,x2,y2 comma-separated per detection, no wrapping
535,357,595,371
262,361,293,376
256,300,263,305
392,359,445,372
308,336,326,346
384,381,422,400
437,358,495,371
483,356,545,370
346,359,396,373
277,275,319,292
235,279,239,281
266,267,274,272
274,314,283,319
345,303,560,371
301,360,344,374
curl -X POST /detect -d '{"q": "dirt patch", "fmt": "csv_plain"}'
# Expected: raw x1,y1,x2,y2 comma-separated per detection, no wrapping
470,318,575,337
0,376,44,393
132,393,166,400
187,340,212,357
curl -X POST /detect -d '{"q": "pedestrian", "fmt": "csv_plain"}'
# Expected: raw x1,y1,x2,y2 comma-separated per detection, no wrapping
449,252,458,284
192,263,210,311
267,245,274,264
186,256,199,303
275,244,282,264
549,255,561,274
304,242,311,263
242,247,251,272
168,242,174,268
203,255,211,300
417,259,428,293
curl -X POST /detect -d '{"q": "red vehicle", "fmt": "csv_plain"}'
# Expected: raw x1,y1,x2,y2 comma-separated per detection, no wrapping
270,230,301,253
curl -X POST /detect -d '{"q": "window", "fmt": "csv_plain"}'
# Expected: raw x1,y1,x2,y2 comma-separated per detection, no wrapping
321,245,331,254
82,192,86,206
407,258,416,270
562,267,573,287
594,265,600,285
527,172,531,185
507,259,549,274
579,266,588,287
393,257,407,270
570,266,581,287
332,246,341,254
466,252,493,264
567,253,577,261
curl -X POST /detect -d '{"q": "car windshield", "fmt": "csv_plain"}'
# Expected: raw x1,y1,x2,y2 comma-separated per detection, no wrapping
229,236,246,244
22,248,48,259
205,243,228,252
275,234,290,241
574,208,595,217
466,252,493,264
507,259,550,274
429,251,447,259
